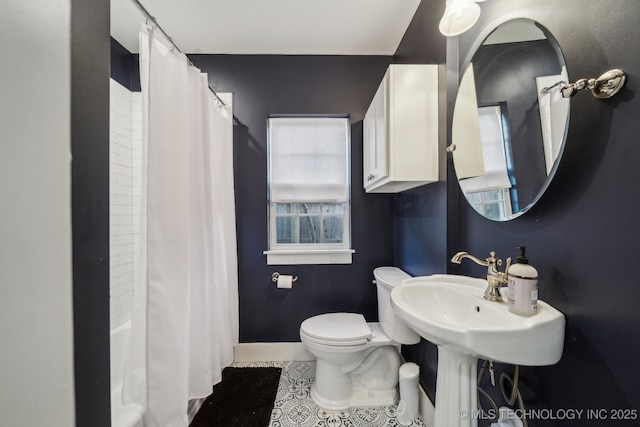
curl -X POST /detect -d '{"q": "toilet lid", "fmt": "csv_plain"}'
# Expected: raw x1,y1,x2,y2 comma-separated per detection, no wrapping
300,313,372,345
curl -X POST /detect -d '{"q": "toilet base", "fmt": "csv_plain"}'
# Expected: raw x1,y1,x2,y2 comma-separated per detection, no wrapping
311,384,398,411
350,387,398,407
309,345,401,410
310,382,398,410
311,358,354,410
311,384,351,411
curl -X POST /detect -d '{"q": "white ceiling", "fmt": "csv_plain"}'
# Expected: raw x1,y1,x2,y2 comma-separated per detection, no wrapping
111,0,422,55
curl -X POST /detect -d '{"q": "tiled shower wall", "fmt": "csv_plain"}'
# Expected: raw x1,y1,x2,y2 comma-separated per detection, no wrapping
109,79,142,330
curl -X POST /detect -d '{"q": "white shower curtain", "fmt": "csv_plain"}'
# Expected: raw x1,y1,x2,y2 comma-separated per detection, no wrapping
123,26,239,427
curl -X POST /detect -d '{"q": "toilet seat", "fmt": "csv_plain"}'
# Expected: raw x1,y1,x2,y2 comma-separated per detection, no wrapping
300,313,372,346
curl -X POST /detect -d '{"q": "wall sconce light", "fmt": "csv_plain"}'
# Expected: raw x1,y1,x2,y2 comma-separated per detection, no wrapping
439,0,485,37
560,69,626,99
544,69,627,99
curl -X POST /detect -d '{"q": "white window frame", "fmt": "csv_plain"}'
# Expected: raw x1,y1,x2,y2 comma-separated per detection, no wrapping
467,188,513,221
264,116,354,265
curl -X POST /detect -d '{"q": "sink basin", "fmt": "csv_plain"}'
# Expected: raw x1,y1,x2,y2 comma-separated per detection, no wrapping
391,274,565,365
390,274,565,427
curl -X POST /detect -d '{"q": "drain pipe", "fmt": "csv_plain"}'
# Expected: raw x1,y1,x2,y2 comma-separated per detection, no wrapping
477,360,528,427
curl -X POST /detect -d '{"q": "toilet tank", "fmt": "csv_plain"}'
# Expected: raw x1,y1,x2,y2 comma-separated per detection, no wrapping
374,267,420,345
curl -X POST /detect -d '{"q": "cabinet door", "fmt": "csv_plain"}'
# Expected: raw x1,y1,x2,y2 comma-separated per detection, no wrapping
365,77,388,189
364,64,439,193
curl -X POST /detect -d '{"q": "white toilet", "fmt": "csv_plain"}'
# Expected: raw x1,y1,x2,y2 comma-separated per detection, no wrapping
299,267,420,410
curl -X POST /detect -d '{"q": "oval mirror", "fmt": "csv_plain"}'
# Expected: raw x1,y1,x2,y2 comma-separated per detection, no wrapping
451,18,570,221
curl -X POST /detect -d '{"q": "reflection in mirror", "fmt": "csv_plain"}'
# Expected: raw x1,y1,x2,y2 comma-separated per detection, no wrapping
452,19,569,221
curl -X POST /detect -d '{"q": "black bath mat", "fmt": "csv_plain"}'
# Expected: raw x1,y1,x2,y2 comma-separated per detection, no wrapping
190,366,282,427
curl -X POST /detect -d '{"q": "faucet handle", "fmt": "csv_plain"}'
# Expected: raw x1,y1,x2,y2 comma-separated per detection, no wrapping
504,257,512,273
496,257,512,286
487,251,511,272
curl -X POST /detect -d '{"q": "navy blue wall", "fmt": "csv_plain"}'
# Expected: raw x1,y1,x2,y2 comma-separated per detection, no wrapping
396,0,640,425
74,0,111,425
188,55,396,342
110,38,140,91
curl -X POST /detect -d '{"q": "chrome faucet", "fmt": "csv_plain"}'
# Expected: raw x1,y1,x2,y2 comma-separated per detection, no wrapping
451,251,512,302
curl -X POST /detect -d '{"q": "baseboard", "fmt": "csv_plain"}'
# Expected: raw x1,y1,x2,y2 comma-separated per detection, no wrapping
234,342,314,362
418,384,435,427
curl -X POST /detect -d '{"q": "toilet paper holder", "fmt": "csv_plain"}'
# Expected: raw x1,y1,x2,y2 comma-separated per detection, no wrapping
272,272,298,283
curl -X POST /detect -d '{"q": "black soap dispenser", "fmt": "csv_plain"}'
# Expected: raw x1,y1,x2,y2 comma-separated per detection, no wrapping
507,246,538,316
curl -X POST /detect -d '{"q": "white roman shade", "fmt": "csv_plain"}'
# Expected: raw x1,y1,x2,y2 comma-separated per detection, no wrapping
269,117,349,202
459,105,512,194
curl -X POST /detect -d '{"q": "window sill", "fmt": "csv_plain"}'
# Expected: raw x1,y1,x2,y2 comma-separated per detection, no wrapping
264,249,354,265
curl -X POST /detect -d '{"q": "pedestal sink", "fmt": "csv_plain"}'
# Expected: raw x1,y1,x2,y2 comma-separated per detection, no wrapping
390,274,565,427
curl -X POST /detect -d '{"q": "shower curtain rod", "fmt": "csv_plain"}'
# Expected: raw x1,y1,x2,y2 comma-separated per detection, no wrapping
129,0,228,108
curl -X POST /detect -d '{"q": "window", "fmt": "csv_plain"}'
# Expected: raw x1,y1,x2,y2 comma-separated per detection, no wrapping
264,116,353,265
466,189,513,220
460,104,518,221
459,105,512,194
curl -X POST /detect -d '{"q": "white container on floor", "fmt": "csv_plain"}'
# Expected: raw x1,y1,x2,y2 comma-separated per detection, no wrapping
396,362,420,426
490,407,524,427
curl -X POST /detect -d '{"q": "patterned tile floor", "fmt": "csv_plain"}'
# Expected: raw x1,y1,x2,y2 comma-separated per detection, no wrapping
231,360,428,427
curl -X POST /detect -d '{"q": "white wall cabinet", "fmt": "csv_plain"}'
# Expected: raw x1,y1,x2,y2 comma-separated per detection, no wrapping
363,64,439,193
